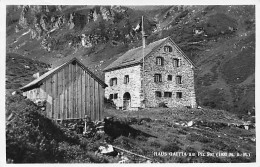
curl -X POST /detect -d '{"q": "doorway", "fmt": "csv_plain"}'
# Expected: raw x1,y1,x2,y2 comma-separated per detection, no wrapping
123,92,131,110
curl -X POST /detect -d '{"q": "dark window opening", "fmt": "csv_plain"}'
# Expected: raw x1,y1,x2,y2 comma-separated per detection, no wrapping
155,91,162,97
110,78,117,86
176,92,182,98
173,58,180,67
154,74,162,83
156,57,164,66
168,75,172,81
176,75,182,84
164,92,172,98
109,94,113,99
164,46,173,52
124,75,129,84
109,93,118,99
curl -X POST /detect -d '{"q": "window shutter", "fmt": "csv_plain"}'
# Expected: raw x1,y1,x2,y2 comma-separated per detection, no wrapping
178,59,181,67
161,58,164,65
110,79,112,86
159,75,162,82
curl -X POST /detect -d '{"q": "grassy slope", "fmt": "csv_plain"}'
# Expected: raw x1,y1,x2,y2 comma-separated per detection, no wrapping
6,94,110,163
104,107,255,163
6,53,50,94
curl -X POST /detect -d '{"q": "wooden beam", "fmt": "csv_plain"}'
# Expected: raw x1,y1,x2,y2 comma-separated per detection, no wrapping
77,64,82,119
112,145,152,160
82,71,86,118
95,81,99,120
85,72,90,118
69,64,73,119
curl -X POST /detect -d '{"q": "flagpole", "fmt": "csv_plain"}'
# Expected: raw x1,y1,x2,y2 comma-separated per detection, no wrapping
142,16,145,108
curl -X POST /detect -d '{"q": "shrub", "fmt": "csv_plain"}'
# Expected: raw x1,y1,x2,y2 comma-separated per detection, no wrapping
177,129,187,135
161,142,180,152
158,102,168,108
6,95,62,162
186,133,213,143
149,140,161,148
175,10,189,23
104,97,116,109
136,135,148,142
6,94,105,163
203,101,217,108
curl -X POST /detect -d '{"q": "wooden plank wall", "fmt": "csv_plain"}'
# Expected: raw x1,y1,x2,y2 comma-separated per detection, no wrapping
24,62,104,121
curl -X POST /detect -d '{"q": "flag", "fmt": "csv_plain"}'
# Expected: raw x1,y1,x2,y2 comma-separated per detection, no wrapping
134,20,142,32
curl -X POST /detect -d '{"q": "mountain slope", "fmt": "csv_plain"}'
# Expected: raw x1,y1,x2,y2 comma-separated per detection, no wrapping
6,5,255,115
6,53,50,92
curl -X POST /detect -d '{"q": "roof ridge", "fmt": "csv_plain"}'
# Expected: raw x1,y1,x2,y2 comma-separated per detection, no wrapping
126,36,168,52
103,36,170,71
20,57,107,91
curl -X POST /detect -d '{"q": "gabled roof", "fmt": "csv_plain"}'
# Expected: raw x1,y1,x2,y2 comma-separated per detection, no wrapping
20,57,107,91
103,36,195,72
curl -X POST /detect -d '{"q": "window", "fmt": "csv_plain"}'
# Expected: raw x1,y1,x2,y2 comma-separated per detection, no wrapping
124,75,129,84
164,92,172,98
173,58,180,67
167,75,172,81
164,46,172,52
176,75,182,84
110,78,117,86
176,92,182,98
109,93,118,99
154,74,162,83
109,94,113,99
155,91,162,97
156,57,164,66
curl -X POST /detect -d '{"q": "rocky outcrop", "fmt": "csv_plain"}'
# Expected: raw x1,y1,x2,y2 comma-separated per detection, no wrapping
111,6,127,13
93,9,100,22
81,34,92,48
100,6,113,21
30,28,37,39
68,13,75,29
15,25,20,33
18,5,29,28
40,15,49,31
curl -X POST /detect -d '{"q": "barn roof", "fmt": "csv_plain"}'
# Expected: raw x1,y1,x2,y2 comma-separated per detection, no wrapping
20,57,107,91
103,36,195,72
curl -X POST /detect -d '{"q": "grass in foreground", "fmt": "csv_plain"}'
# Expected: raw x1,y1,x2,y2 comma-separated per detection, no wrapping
104,107,256,163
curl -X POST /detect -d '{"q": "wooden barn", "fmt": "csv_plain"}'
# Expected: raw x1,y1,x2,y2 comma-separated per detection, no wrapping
20,58,107,121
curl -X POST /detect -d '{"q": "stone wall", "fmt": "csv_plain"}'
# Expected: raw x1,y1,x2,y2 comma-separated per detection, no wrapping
104,65,142,109
143,41,196,108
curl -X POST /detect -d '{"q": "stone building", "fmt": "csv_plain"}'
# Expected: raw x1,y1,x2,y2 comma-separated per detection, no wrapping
103,36,196,110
